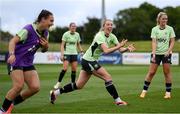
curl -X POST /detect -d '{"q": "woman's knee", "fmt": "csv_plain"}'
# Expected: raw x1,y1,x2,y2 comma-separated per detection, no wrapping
63,62,69,70
71,64,77,71
71,67,77,72
29,85,40,93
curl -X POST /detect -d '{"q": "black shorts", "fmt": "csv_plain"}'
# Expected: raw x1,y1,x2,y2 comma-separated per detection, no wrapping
150,54,172,65
64,54,77,63
7,64,36,75
81,59,101,74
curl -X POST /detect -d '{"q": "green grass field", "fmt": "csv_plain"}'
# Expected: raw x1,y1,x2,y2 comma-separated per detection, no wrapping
0,64,180,113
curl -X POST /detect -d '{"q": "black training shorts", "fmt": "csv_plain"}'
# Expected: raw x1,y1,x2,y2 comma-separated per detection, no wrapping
81,58,101,74
150,54,172,65
7,65,36,75
64,54,78,63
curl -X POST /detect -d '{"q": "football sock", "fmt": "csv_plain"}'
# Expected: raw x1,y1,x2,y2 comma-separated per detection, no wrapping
0,108,5,112
166,83,172,92
54,83,77,96
71,71,76,83
143,81,151,91
60,83,77,93
58,70,66,82
1,98,13,112
13,95,24,105
105,80,119,99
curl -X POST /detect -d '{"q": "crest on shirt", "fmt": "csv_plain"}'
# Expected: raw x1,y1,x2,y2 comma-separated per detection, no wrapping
94,64,99,68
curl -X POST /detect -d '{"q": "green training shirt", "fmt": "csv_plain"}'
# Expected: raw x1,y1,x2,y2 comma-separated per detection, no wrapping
62,31,81,55
83,31,119,61
151,25,175,55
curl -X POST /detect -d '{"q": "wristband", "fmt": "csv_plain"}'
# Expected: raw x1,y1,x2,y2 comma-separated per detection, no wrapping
126,48,129,52
9,52,14,56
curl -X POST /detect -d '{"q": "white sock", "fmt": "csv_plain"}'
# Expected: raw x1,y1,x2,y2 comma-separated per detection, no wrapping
115,97,122,103
57,82,61,85
54,89,60,96
165,92,171,95
0,108,5,113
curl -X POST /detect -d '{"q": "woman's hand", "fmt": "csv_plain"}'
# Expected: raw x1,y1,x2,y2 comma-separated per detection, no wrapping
7,54,16,64
119,39,128,47
60,55,64,61
40,38,49,49
164,51,170,57
40,38,49,52
127,44,136,52
151,54,156,63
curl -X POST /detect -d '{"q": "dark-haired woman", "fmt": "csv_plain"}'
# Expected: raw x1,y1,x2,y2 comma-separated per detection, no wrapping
0,9,54,113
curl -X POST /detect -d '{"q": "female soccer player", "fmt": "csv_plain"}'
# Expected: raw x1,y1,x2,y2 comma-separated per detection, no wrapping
140,12,175,99
0,9,54,113
50,19,135,106
53,22,83,89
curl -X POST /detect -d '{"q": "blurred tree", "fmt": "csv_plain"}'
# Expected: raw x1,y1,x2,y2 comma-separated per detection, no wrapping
139,2,161,21
0,30,13,42
49,27,68,43
164,6,180,39
76,26,84,43
82,17,101,43
114,2,161,41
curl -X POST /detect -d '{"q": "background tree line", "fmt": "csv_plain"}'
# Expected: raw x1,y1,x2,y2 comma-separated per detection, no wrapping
1,2,180,44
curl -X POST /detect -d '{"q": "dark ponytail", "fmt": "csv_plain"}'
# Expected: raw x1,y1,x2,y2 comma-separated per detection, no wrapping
35,9,53,23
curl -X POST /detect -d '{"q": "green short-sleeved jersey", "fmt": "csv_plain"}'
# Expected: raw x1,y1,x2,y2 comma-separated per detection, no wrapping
151,25,175,55
16,29,28,42
62,31,81,55
83,31,119,61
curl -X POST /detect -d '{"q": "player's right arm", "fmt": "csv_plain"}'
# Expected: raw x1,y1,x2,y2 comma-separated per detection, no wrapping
97,34,127,54
7,29,28,64
7,36,20,64
60,32,67,61
101,43,123,54
60,40,65,61
152,38,156,55
151,28,156,62
151,38,156,63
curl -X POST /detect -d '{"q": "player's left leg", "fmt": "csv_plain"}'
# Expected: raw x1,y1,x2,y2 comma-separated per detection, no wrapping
54,60,69,89
13,70,40,105
162,54,172,99
93,67,127,106
50,70,91,104
163,63,172,99
70,61,78,83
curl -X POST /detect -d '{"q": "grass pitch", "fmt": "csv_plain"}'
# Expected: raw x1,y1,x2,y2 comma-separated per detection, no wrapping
0,64,180,113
